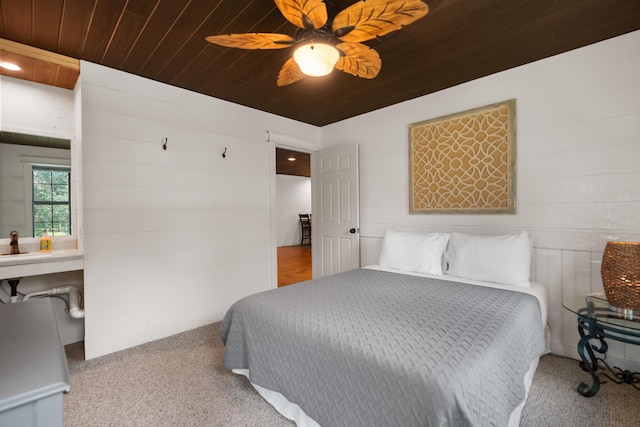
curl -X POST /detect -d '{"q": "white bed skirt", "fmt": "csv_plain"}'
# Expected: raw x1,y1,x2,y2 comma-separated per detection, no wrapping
233,356,540,427
232,368,320,427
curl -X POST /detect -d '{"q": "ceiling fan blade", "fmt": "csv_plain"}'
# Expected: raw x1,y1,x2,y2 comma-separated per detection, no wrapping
335,42,381,79
333,0,429,43
277,57,305,86
274,0,328,30
205,33,295,49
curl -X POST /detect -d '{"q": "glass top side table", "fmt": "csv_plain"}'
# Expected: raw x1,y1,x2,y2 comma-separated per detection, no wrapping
562,294,640,397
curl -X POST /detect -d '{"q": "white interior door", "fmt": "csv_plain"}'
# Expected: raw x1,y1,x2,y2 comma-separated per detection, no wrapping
312,144,360,278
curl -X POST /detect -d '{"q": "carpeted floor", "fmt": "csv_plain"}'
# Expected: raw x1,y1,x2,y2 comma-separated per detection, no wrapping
64,323,639,427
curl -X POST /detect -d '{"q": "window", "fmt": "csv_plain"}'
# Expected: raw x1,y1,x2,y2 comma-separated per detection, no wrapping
32,166,71,236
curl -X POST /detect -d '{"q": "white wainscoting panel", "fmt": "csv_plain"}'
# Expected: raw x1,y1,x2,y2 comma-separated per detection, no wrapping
361,229,640,372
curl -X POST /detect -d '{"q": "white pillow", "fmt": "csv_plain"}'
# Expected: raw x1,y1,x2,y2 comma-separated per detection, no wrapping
444,231,531,286
379,229,450,275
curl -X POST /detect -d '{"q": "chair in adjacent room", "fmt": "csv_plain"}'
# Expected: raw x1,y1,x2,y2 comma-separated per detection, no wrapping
299,213,311,245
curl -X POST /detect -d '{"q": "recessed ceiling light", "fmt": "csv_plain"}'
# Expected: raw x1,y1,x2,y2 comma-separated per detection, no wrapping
287,157,296,161
0,62,21,71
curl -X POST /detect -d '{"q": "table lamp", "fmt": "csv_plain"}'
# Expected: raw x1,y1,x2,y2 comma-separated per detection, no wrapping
601,241,640,317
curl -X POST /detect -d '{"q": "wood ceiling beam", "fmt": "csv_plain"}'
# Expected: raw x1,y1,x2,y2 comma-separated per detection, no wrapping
0,38,79,71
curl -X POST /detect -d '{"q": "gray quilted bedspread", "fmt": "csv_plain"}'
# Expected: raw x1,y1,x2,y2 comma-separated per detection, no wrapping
219,268,545,427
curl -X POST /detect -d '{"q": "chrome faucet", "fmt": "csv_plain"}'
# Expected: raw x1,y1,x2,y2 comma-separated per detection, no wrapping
9,230,20,254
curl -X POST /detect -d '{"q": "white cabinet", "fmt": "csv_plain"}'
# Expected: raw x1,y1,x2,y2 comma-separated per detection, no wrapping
0,299,70,426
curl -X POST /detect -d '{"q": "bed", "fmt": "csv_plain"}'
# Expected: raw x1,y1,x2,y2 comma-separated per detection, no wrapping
219,230,548,427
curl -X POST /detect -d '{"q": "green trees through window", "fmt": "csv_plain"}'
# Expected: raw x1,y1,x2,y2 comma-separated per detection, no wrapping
32,166,71,237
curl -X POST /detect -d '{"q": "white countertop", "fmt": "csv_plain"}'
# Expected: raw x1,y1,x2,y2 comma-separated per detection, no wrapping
0,249,83,279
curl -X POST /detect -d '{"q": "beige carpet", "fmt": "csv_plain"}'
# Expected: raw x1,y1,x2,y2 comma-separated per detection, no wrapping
64,323,638,427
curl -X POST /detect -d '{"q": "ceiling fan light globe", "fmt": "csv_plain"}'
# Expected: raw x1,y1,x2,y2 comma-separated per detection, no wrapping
293,43,339,77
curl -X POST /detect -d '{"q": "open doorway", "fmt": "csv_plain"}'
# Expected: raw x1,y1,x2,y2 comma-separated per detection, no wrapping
275,148,312,286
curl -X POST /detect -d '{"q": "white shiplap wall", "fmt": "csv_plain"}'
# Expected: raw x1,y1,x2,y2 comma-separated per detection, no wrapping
0,76,75,235
0,76,75,138
0,76,83,345
321,30,640,370
79,62,319,359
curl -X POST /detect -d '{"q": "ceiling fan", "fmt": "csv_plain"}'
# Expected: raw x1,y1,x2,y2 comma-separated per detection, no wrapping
205,0,429,86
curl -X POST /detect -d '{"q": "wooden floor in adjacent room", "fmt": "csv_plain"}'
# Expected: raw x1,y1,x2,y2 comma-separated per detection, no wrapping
277,245,312,287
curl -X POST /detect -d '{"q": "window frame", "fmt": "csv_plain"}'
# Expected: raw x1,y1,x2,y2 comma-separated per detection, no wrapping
22,156,72,238
31,165,72,237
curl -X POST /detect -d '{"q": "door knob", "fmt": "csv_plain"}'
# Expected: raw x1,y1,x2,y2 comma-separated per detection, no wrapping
349,228,357,234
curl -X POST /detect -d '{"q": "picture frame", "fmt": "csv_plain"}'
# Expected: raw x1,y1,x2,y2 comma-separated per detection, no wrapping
409,99,516,214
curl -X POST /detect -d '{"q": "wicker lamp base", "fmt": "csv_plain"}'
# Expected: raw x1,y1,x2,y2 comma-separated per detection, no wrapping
601,241,640,318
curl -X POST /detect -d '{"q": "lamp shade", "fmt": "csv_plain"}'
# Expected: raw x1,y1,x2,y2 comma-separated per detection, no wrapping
293,43,339,77
601,241,640,313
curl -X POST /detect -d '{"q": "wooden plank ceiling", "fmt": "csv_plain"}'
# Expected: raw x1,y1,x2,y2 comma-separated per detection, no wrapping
276,148,310,177
0,0,639,127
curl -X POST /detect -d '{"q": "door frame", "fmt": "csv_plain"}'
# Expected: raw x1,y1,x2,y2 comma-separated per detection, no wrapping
267,131,320,289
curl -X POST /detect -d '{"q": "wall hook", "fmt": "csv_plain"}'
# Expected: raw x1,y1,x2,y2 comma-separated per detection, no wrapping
222,147,227,158
162,137,168,151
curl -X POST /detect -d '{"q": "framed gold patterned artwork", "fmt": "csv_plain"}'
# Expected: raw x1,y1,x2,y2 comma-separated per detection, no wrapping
409,99,516,214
